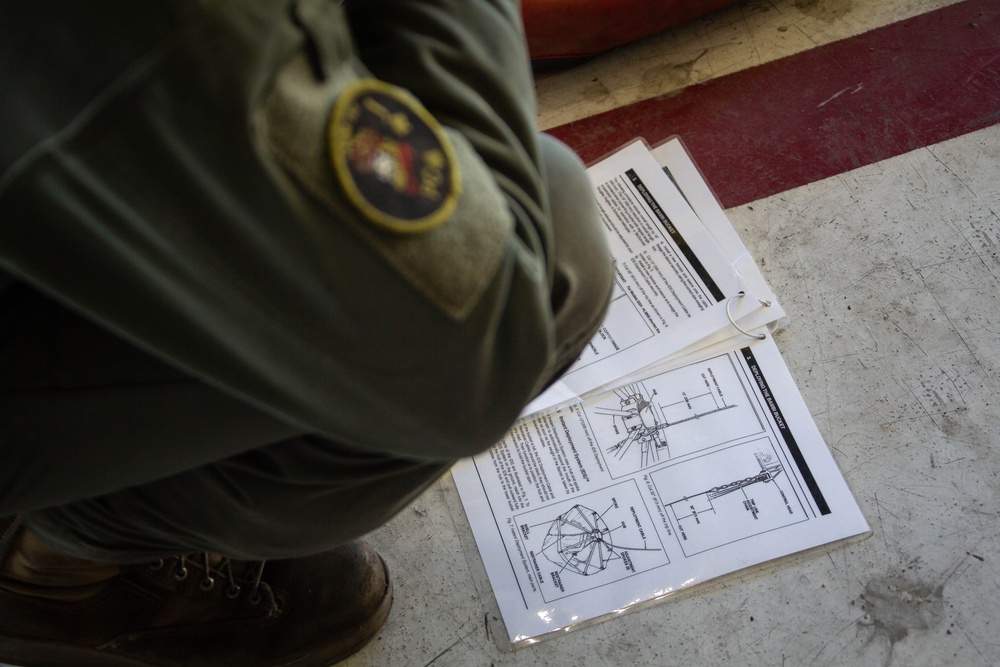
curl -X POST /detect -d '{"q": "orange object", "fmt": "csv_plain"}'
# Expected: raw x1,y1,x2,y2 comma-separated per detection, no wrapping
522,0,744,64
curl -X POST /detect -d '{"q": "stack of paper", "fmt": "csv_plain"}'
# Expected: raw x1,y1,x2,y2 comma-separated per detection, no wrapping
451,137,870,644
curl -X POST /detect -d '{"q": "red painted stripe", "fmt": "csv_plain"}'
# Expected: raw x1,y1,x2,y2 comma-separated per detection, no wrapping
547,0,1000,208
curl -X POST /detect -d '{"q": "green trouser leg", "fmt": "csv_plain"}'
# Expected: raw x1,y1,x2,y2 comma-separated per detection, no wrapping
2,136,611,563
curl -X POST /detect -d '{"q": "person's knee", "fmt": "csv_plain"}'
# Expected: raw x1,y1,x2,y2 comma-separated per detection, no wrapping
538,134,614,373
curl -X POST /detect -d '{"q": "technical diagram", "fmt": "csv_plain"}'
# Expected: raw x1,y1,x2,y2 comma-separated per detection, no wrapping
513,482,669,602
540,504,656,576
596,381,736,468
669,450,783,519
585,355,767,477
650,442,809,557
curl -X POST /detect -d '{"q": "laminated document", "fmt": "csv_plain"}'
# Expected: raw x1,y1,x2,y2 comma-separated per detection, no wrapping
451,138,870,644
520,139,783,417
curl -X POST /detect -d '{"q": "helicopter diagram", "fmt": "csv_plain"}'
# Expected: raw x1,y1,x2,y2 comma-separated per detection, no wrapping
595,381,737,470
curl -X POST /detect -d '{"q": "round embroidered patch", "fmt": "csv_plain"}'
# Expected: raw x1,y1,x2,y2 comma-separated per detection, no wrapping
328,80,461,234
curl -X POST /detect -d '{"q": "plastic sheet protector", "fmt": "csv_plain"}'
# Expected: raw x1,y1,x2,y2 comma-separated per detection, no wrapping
451,138,870,644
519,139,780,417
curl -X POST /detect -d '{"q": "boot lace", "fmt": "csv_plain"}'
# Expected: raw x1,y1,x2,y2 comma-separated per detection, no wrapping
149,554,269,605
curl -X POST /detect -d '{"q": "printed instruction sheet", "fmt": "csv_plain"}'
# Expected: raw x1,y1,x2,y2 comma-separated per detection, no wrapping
522,139,779,417
452,335,870,642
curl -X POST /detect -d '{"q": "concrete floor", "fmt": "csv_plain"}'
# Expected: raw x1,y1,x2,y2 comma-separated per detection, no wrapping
341,1,1000,665
347,124,1000,667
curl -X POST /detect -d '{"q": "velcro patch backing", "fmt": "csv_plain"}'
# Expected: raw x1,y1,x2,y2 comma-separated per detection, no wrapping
262,56,511,322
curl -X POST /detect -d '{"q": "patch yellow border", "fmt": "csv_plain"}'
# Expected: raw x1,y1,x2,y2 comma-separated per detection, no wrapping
328,79,462,234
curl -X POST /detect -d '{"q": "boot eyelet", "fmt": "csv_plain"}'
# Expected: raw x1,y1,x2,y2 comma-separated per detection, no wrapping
248,590,262,605
173,566,189,581
200,576,216,591
148,559,165,571
226,585,241,599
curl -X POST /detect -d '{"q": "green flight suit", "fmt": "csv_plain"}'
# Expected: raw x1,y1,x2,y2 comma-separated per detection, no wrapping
0,0,612,561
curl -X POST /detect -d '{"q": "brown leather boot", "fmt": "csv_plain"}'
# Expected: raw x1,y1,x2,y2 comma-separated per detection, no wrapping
0,516,392,666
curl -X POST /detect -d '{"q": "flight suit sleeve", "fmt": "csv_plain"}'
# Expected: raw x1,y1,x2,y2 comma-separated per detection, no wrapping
0,0,564,461
342,0,555,281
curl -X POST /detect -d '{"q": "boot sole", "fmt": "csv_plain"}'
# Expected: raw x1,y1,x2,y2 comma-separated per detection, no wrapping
0,637,146,667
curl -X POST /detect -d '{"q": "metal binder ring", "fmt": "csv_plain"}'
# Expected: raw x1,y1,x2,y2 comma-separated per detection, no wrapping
726,291,768,341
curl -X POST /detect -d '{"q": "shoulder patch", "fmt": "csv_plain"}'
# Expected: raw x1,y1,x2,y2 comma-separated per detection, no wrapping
328,80,461,234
